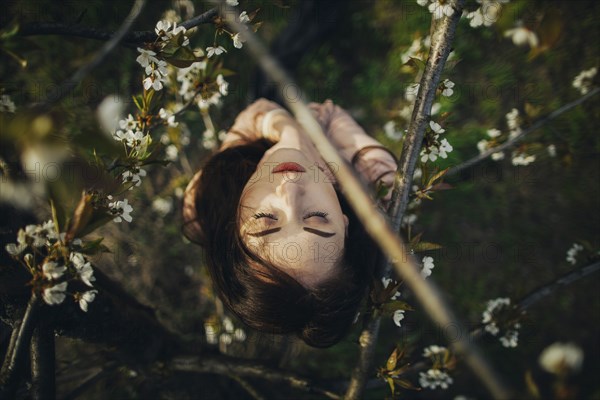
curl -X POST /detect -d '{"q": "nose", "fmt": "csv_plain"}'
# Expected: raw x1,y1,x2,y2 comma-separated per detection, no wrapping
275,178,305,208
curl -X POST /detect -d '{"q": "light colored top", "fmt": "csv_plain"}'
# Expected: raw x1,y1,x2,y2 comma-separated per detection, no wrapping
220,98,398,191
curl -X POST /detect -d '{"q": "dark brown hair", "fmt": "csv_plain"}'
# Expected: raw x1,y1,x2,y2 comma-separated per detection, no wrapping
183,139,377,347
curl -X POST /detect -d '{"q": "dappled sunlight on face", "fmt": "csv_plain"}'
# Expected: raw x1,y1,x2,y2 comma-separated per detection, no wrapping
238,148,348,288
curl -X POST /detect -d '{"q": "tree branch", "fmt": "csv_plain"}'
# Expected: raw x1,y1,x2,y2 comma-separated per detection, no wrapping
17,8,218,46
0,293,41,399
346,2,469,398
30,324,56,400
31,0,147,109
170,355,340,400
214,1,511,399
448,87,600,177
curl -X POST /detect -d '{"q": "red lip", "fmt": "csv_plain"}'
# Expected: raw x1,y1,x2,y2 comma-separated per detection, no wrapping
273,162,306,173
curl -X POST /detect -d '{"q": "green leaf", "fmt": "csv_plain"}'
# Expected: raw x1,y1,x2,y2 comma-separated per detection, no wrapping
0,21,20,40
165,46,199,68
413,241,443,252
382,300,414,313
386,377,395,395
386,347,400,371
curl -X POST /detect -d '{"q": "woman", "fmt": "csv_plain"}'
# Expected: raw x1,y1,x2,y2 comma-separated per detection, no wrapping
183,99,397,347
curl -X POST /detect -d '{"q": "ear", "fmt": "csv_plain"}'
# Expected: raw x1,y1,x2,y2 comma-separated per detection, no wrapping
343,214,349,236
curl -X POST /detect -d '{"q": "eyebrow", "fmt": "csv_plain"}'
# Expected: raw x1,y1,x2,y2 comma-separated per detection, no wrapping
247,227,336,238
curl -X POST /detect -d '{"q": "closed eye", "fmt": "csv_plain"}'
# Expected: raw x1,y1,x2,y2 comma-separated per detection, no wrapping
253,212,277,220
303,211,329,220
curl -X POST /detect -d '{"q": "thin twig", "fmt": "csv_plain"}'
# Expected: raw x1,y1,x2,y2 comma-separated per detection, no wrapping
32,0,147,109
30,324,56,400
214,1,511,399
228,375,266,400
18,9,218,46
448,87,600,177
171,355,340,399
0,293,41,399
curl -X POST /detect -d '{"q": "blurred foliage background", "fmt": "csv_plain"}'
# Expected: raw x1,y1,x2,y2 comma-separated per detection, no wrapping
1,0,599,398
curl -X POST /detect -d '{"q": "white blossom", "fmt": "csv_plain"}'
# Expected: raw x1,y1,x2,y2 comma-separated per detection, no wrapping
226,0,239,5
122,168,147,189
393,309,405,327
566,243,584,265
421,256,435,277
419,368,454,390
5,242,27,256
42,282,68,305
42,261,66,280
405,83,420,102
70,252,95,287
423,345,447,358
216,74,229,96
547,144,557,157
239,11,250,23
135,48,159,68
438,138,453,158
152,197,173,216
204,323,218,345
511,151,535,166
428,0,455,19
504,24,539,48
384,121,403,141
206,46,227,58
441,79,454,97
572,67,597,95
233,328,247,342
109,198,134,223
159,108,179,127
165,144,179,162
220,333,233,345
491,151,505,161
232,32,245,49
0,94,16,113
416,0,429,6
430,120,445,134
487,128,502,138
539,342,584,375
78,290,98,312
499,326,520,348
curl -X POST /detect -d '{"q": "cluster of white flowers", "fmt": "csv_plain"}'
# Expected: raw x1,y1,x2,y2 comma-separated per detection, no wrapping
421,256,435,277
108,197,134,223
505,108,521,138
417,0,455,20
476,128,505,160
121,166,147,189
204,316,247,347
5,221,98,311
465,0,509,28
440,79,455,97
538,342,584,375
511,151,536,166
482,297,521,348
420,121,454,162
5,220,62,256
136,47,169,92
572,67,597,95
566,243,584,265
504,21,539,48
419,368,454,390
159,107,179,128
113,115,149,151
0,93,16,113
176,58,229,111
201,129,227,150
423,344,447,358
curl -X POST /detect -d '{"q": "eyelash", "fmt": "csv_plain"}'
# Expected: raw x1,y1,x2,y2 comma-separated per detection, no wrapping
304,211,329,220
252,211,329,220
253,212,277,220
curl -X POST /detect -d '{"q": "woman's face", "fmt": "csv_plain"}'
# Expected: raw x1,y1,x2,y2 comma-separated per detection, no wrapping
239,148,348,288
